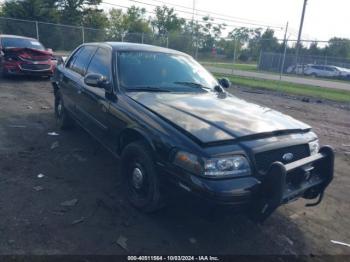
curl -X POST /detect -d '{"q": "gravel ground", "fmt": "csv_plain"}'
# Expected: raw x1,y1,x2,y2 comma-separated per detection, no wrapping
0,76,349,256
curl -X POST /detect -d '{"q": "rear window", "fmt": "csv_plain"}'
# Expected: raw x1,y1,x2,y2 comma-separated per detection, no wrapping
1,37,45,50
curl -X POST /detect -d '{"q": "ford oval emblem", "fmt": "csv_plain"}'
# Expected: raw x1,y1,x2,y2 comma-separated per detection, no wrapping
282,153,294,162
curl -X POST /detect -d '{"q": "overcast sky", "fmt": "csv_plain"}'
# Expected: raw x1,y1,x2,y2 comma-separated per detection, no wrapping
102,0,349,41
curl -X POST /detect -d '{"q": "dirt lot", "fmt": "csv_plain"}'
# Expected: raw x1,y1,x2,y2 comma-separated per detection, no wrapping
0,77,349,256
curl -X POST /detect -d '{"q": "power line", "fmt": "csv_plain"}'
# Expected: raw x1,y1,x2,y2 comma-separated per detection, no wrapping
103,1,280,29
142,0,278,25
127,0,283,29
102,0,283,30
0,15,343,43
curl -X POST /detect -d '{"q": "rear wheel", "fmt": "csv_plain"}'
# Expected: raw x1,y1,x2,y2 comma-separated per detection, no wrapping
54,91,74,130
121,141,163,213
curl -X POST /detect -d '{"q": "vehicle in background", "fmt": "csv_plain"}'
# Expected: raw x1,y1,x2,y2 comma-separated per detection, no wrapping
52,42,334,222
335,66,350,79
286,64,308,75
0,34,56,77
303,64,341,78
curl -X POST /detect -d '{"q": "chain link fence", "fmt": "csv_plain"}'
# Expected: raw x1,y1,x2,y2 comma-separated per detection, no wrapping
1,16,350,80
259,51,350,72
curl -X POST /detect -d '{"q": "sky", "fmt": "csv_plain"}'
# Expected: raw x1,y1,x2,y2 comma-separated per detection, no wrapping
101,0,350,41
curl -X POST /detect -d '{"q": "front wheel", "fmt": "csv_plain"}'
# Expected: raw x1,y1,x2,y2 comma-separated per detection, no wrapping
54,92,74,130
121,141,164,213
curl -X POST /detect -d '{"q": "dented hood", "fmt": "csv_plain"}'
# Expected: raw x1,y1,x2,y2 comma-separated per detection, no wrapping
127,91,311,144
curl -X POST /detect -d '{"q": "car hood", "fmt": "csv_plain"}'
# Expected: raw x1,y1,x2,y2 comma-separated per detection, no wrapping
3,47,53,61
127,91,311,144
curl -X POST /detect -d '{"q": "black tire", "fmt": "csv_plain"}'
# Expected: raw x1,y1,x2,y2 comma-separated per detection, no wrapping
54,91,74,130
121,141,163,213
311,73,317,78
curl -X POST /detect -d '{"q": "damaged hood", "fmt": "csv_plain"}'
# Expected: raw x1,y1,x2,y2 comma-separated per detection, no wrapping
3,47,53,61
127,91,311,144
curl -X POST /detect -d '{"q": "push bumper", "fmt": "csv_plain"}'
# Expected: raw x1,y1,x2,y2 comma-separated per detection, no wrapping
249,145,334,222
169,146,334,222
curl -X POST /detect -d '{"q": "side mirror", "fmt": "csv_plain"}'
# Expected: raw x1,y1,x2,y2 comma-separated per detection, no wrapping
218,77,231,88
84,73,108,89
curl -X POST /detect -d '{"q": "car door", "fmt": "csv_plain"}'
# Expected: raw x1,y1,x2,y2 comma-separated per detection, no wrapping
78,47,112,146
60,45,96,119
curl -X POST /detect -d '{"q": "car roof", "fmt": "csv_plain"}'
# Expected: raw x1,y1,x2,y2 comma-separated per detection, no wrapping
84,42,190,56
0,34,38,41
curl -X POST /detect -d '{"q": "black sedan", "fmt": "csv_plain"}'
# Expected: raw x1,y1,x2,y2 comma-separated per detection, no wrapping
51,42,334,222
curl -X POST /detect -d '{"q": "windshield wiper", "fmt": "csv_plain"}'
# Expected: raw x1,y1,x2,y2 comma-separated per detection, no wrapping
173,81,211,90
126,86,171,92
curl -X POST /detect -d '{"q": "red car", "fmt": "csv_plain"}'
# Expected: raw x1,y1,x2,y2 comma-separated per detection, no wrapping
0,34,56,77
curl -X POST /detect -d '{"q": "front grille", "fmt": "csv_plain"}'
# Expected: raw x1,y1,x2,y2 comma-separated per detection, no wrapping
20,63,51,71
20,56,50,62
255,144,310,173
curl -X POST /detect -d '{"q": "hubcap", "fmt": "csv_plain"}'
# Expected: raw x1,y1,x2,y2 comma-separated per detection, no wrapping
132,167,144,189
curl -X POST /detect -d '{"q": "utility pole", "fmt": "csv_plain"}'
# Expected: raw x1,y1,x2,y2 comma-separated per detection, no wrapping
191,0,196,57
295,0,308,66
81,26,85,43
191,0,196,32
280,22,289,80
35,21,39,40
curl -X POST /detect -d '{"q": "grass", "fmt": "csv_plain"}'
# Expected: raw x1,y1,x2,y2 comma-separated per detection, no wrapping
216,74,350,103
205,61,350,84
201,62,258,71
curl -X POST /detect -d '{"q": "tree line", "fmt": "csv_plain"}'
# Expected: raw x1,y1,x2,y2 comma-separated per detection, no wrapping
1,0,350,61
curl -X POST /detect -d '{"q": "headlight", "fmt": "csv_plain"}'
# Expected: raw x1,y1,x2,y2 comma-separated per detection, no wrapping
173,151,251,178
173,151,204,174
204,155,251,177
309,140,319,155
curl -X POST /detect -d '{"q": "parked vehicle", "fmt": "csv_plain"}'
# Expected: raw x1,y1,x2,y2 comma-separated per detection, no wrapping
286,64,307,75
303,64,341,78
0,34,56,77
52,42,334,222
335,66,350,79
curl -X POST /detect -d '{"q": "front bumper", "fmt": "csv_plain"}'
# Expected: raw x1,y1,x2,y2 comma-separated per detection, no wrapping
3,61,54,76
166,146,334,222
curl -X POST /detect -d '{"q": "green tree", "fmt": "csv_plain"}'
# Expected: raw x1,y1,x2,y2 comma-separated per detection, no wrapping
55,0,102,25
123,6,151,34
199,16,225,52
259,29,280,52
151,5,185,35
325,37,350,58
107,8,125,40
1,0,59,22
307,41,321,56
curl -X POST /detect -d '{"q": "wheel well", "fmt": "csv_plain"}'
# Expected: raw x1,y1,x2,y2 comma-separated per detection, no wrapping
119,129,152,154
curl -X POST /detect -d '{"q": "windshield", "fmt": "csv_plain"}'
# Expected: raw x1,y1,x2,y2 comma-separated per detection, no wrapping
117,51,218,92
1,37,45,51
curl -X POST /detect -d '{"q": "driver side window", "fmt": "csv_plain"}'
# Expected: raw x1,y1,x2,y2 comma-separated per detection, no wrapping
86,47,111,81
66,45,96,76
